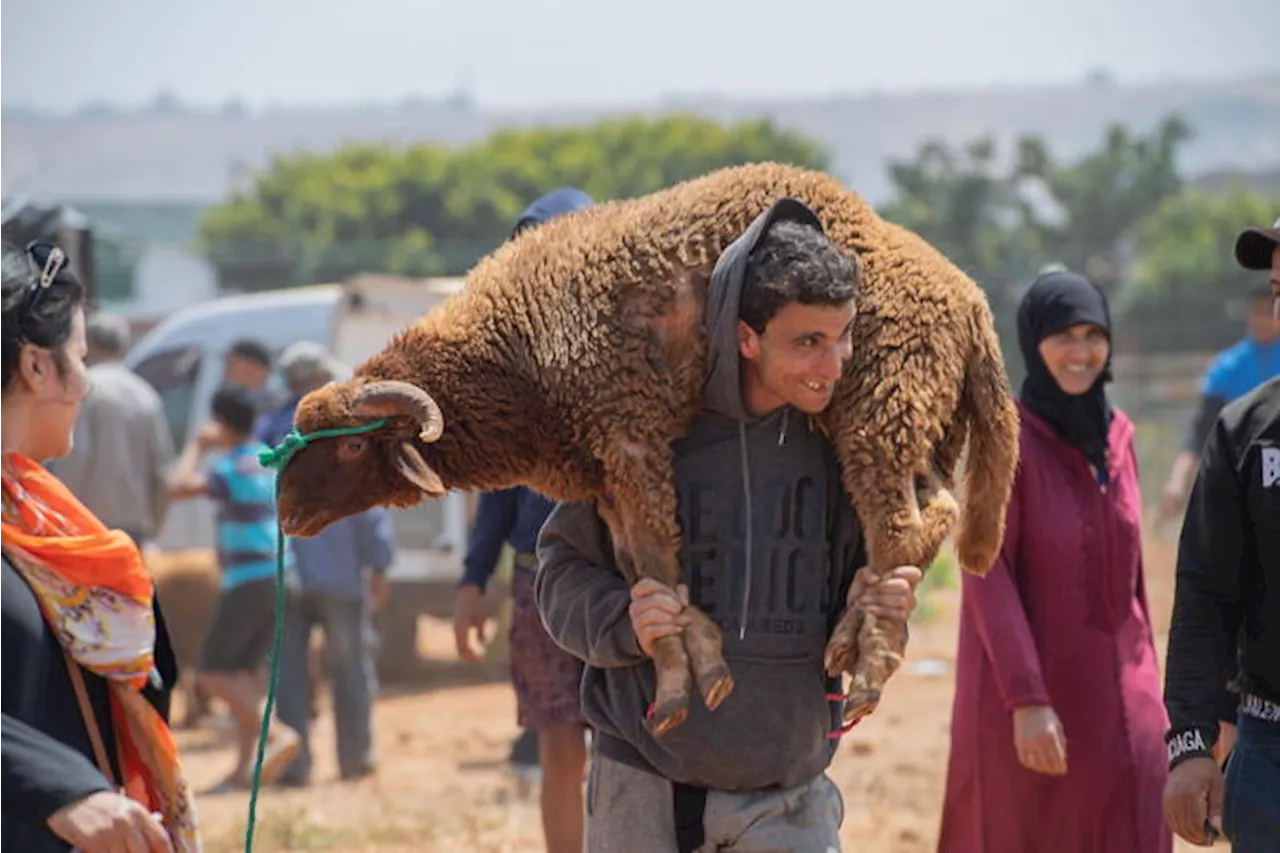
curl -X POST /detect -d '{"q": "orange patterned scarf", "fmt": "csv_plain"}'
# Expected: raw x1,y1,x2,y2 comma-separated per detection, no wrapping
1,451,200,852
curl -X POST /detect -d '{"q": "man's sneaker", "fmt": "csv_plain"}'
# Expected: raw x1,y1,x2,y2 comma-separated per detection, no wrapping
508,727,539,767
507,727,541,787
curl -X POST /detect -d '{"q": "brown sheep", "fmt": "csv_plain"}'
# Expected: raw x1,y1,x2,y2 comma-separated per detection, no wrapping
275,162,1020,734
148,549,220,727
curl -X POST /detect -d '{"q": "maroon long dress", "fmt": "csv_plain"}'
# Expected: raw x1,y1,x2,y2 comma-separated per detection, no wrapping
936,402,1172,853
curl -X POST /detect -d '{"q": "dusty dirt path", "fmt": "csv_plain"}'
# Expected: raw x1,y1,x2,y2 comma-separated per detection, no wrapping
181,535,1218,852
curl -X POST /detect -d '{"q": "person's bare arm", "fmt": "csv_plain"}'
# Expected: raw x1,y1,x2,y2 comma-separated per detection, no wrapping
1159,450,1201,522
165,424,219,500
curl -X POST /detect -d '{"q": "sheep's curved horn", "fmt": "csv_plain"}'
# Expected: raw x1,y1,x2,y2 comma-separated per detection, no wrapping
352,381,444,443
397,442,446,496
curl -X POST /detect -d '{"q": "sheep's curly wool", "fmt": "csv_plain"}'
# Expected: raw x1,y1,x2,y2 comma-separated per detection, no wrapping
278,161,1020,727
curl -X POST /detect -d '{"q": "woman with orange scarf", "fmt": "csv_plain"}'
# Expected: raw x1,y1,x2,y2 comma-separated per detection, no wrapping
2,242,199,852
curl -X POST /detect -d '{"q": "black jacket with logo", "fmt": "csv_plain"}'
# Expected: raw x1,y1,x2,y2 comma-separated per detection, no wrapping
1164,377,1280,767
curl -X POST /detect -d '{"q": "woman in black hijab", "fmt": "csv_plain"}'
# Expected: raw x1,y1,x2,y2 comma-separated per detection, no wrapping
1016,270,1114,484
938,269,1172,853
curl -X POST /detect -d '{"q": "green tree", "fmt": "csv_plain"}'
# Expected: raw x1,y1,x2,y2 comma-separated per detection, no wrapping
881,116,1191,297
878,135,1047,374
879,136,1048,291
1020,115,1190,289
878,116,1194,379
199,114,830,292
1120,184,1280,351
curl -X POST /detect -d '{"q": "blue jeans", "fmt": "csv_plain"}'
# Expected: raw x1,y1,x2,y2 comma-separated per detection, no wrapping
275,589,378,782
1223,712,1280,851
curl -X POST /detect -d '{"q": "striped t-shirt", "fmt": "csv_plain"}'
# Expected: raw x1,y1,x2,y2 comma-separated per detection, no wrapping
206,441,293,589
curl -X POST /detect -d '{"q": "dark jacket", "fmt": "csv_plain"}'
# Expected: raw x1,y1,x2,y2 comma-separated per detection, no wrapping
1164,376,1280,767
534,200,864,791
1,557,179,851
462,487,558,590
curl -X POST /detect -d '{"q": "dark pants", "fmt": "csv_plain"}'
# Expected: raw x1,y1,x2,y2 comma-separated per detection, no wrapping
1223,712,1280,851
275,589,377,782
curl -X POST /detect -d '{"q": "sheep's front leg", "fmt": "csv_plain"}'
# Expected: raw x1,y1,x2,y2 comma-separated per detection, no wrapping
602,441,733,735
598,496,699,736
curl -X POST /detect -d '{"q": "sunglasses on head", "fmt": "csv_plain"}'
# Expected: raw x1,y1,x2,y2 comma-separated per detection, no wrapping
19,240,67,316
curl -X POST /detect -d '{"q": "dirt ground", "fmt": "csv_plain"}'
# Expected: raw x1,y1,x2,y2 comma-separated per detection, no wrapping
179,533,1219,852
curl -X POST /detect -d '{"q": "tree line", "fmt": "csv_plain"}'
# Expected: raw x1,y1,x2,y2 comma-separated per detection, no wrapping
198,112,1277,353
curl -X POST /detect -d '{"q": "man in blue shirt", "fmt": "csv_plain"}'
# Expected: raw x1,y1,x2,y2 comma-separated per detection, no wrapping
260,342,397,786
1160,271,1279,523
453,187,593,853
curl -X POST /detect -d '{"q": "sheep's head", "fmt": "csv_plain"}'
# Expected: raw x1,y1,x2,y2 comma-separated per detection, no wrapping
274,378,447,537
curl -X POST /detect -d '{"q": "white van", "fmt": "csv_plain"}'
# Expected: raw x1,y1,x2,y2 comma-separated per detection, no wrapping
126,277,470,675
127,283,343,553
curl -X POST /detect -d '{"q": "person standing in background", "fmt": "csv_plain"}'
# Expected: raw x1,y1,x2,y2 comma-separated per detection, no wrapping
1159,275,1279,523
222,338,275,411
937,270,1172,853
453,187,595,853
166,385,301,792
263,342,396,787
49,312,174,549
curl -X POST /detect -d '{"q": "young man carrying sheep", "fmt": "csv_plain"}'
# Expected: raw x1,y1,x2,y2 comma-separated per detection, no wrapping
535,198,923,852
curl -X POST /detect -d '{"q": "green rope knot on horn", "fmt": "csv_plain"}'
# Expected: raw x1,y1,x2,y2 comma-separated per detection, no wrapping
242,416,391,853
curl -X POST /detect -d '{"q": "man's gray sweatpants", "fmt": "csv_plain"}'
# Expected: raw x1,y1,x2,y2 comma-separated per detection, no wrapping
586,753,845,853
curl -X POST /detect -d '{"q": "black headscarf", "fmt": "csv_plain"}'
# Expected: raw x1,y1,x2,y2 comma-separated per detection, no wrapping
1016,270,1114,475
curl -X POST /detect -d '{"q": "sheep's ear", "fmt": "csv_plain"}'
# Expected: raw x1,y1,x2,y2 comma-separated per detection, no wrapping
396,442,446,496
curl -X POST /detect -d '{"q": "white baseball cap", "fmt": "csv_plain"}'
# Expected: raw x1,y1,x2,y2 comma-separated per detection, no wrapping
278,341,350,385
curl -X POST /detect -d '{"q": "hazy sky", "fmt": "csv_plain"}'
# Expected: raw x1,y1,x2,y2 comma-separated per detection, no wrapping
2,0,1275,111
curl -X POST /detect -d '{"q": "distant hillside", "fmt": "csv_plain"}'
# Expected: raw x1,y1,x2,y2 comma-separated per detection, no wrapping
3,76,1278,207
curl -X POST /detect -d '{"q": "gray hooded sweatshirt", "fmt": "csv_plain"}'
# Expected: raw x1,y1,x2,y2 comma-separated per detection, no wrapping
534,199,866,791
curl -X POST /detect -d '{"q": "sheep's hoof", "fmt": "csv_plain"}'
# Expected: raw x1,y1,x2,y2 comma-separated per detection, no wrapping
823,606,862,677
648,634,692,737
696,664,734,712
682,606,735,711
647,699,690,737
824,637,859,678
842,687,882,727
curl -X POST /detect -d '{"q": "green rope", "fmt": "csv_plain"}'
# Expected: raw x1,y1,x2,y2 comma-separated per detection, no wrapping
241,417,391,853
